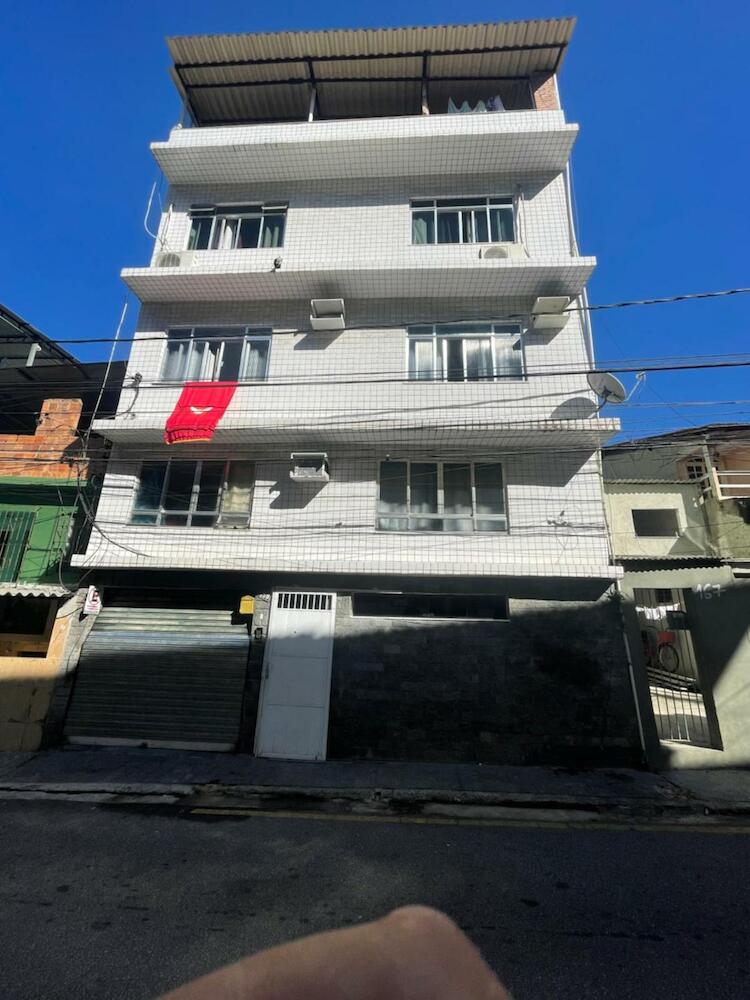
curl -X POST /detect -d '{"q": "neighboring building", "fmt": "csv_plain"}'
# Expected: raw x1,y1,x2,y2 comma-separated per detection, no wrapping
603,425,750,768
69,19,641,765
0,305,125,750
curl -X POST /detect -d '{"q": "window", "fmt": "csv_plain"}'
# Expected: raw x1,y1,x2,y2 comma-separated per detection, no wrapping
0,595,54,636
632,508,680,537
408,323,523,381
161,327,270,383
352,593,509,620
187,204,287,251
411,197,514,245
684,457,707,482
377,460,506,533
132,460,255,528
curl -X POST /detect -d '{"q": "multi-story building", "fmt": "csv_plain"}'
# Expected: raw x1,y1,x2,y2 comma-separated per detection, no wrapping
603,424,750,768
0,303,125,750
68,19,642,765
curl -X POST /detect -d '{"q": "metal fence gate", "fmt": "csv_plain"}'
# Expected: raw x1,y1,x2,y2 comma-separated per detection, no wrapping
634,587,713,747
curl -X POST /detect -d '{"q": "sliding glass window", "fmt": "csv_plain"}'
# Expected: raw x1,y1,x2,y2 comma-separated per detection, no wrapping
161,327,271,383
408,323,523,381
132,460,255,528
187,204,287,251
412,197,514,245
377,460,507,533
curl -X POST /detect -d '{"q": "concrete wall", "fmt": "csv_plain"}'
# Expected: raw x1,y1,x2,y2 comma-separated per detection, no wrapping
152,170,575,267
0,589,95,751
703,495,750,560
604,482,712,560
97,294,597,445
75,447,613,581
619,567,750,769
327,592,641,765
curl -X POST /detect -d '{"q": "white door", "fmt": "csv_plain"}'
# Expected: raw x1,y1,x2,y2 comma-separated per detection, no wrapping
254,591,336,760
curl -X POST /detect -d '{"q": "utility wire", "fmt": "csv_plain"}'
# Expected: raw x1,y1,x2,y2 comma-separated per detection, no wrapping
1,286,749,347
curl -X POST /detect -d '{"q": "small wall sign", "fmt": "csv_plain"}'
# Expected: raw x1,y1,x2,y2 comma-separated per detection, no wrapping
84,586,102,615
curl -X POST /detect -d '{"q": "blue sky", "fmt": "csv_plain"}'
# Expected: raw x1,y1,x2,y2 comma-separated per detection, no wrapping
2,0,748,439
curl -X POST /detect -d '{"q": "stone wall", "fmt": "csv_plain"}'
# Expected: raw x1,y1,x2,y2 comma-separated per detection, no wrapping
328,593,641,766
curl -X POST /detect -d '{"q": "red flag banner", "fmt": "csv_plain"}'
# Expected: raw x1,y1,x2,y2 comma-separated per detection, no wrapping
164,382,238,445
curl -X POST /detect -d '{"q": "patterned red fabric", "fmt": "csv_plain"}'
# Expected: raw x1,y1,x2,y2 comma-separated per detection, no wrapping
164,382,238,445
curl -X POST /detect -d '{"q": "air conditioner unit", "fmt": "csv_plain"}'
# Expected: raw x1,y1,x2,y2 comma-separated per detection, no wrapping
479,244,528,260
530,295,571,332
310,298,345,331
154,250,195,268
289,452,330,483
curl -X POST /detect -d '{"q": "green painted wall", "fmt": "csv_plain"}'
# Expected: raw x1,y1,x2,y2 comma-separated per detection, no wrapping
0,479,84,585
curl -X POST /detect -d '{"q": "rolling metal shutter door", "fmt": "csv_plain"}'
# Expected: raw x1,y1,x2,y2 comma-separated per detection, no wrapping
65,606,249,750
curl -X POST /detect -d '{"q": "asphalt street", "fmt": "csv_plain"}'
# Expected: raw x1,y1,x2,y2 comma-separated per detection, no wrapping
0,799,748,999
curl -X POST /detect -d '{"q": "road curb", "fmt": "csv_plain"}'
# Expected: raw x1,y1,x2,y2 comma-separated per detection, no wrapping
1,779,749,822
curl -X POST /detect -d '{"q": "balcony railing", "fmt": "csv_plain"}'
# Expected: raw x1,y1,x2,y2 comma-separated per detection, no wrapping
698,469,750,502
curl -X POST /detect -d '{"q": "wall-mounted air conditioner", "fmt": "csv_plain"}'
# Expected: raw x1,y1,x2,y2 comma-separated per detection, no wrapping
479,244,528,261
154,250,195,268
310,298,345,331
530,295,571,332
289,453,330,483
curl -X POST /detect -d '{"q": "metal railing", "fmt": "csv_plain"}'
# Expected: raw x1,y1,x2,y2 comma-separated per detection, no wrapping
635,587,715,748
696,468,750,502
0,510,35,583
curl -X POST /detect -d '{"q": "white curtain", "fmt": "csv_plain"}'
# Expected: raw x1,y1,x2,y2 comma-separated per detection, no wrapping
242,340,269,380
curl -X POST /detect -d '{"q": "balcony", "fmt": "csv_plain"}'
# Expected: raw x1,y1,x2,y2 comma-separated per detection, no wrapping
701,468,750,502
122,245,595,303
93,378,618,450
152,111,578,185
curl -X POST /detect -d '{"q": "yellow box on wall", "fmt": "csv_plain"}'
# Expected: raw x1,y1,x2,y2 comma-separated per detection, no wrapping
239,595,255,615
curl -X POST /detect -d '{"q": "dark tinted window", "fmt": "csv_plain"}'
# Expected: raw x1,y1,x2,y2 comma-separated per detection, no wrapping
352,593,508,620
632,509,679,537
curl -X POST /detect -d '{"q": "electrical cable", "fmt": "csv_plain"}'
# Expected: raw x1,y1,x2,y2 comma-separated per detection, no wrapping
1,285,750,348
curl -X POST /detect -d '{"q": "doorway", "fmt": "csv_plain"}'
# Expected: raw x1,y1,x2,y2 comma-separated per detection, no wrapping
254,591,336,760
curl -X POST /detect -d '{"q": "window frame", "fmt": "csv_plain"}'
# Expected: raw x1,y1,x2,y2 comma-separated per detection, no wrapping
406,323,525,382
351,592,510,622
631,507,681,538
159,326,272,384
376,459,508,534
187,203,288,251
131,459,255,528
410,195,516,246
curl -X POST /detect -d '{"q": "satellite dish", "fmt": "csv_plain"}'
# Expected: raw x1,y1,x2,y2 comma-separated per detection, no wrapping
587,371,627,405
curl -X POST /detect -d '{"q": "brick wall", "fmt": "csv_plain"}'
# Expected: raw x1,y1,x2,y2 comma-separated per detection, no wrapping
328,593,641,766
0,399,86,479
531,73,559,111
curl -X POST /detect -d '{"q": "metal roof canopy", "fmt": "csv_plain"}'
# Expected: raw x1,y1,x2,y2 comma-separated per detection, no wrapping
167,18,575,126
0,302,84,371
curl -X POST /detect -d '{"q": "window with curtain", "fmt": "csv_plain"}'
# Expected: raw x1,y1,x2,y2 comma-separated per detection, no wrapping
161,327,271,383
411,197,514,245
377,460,507,533
407,323,523,381
187,204,287,251
132,460,255,528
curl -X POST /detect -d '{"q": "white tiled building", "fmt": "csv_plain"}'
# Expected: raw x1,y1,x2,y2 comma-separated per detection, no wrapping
68,19,640,766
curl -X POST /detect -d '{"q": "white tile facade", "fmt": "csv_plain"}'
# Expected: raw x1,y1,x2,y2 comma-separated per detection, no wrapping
152,111,578,184
80,93,618,582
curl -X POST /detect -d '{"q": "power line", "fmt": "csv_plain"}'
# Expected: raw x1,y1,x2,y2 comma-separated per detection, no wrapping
2,286,749,348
